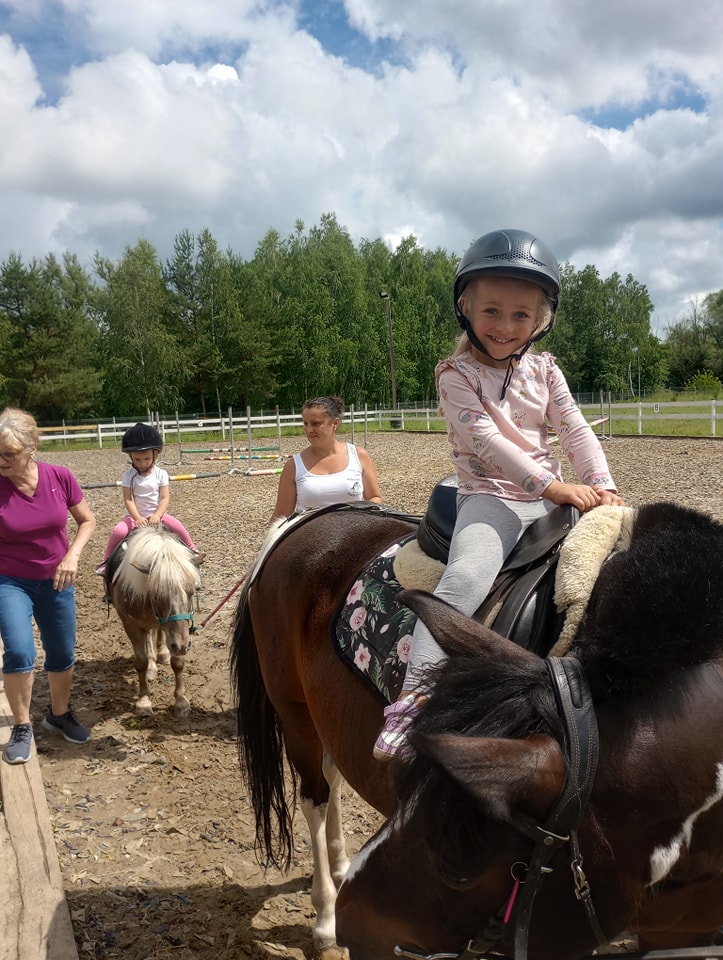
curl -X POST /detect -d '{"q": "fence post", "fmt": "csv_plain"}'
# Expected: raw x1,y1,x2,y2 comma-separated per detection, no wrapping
228,407,234,462
637,401,642,435
246,406,252,458
97,423,102,449
712,399,717,438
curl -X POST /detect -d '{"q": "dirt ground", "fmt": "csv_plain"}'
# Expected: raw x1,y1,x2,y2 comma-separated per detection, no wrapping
12,432,723,959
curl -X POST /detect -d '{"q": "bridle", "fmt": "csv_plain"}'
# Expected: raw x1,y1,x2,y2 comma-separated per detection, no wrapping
396,655,607,960
394,656,723,960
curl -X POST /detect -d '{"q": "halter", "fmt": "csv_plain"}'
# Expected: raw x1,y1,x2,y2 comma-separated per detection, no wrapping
151,597,197,630
395,655,607,960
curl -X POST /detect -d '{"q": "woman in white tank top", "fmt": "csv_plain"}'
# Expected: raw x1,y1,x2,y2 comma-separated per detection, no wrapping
270,396,383,521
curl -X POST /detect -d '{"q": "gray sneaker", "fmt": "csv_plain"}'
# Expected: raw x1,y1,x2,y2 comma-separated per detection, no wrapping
4,723,33,764
42,708,90,744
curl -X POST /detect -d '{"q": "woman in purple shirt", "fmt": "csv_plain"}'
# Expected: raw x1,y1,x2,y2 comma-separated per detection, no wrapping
0,408,96,764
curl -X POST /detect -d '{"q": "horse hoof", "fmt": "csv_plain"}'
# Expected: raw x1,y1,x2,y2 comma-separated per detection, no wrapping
146,666,157,682
157,652,171,666
173,699,191,719
315,947,348,960
136,700,153,716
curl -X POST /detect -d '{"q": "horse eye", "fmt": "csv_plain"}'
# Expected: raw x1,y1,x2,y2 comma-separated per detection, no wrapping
439,862,475,890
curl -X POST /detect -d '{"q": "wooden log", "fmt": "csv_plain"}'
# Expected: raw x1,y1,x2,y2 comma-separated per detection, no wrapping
0,686,79,960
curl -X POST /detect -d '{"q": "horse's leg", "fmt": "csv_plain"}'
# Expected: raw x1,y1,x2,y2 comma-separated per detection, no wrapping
300,794,340,957
129,629,154,716
155,629,171,666
322,753,351,884
145,631,159,682
281,710,341,958
170,652,190,719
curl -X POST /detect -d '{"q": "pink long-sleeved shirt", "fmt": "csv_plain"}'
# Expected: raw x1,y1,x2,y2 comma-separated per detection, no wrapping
437,350,617,500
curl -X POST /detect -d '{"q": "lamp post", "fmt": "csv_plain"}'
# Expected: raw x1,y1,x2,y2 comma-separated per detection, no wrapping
379,290,398,411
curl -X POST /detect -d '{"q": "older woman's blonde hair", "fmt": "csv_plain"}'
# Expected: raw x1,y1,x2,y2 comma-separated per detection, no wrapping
0,407,40,454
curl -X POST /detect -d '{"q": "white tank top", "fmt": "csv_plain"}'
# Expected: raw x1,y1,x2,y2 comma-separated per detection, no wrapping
294,443,364,511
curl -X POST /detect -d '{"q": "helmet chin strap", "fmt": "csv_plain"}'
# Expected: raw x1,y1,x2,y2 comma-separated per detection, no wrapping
462,320,533,401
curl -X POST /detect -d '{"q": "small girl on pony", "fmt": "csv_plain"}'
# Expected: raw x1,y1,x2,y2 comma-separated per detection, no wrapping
96,422,203,575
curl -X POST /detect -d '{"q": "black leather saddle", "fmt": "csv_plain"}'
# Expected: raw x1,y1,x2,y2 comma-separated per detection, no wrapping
415,476,578,655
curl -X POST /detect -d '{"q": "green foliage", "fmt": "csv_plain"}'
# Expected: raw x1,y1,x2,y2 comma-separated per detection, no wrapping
95,240,183,415
664,294,723,388
684,369,721,397
0,215,675,421
0,252,102,418
546,264,659,395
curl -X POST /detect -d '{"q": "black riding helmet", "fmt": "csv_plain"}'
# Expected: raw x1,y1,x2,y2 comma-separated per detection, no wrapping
454,228,560,332
454,229,561,399
122,422,163,452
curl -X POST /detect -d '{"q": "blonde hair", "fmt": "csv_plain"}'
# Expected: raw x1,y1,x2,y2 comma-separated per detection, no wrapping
451,277,554,360
0,407,39,454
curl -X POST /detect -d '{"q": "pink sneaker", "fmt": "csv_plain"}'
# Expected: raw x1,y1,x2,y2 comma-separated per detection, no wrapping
373,693,420,761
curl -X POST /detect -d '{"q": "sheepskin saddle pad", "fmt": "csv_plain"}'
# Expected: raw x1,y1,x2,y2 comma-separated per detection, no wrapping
393,495,636,657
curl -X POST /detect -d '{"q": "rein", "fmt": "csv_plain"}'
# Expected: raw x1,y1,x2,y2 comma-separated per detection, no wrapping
395,655,607,960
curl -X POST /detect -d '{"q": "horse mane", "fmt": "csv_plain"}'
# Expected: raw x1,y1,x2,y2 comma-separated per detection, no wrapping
393,653,562,871
120,527,201,600
577,501,723,698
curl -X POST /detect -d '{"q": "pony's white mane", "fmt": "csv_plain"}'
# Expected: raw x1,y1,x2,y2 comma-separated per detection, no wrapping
120,527,201,601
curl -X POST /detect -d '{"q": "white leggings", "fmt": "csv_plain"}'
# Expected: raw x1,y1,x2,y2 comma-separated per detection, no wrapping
404,493,553,688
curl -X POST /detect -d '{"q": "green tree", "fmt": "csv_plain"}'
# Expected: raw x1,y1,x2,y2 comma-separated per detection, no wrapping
0,252,101,419
549,265,659,395
664,301,710,390
164,228,271,417
701,290,723,378
96,240,182,415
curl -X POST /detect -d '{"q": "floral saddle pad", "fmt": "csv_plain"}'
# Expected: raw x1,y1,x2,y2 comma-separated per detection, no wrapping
332,535,418,704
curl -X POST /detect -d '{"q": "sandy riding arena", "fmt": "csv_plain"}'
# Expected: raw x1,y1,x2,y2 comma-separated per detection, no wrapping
3,433,722,960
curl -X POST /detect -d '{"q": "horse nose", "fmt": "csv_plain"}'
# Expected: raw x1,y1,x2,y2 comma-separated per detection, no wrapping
167,633,192,655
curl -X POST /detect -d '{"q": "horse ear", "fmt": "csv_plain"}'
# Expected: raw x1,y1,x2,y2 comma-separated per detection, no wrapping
398,588,538,663
410,731,566,823
130,560,151,575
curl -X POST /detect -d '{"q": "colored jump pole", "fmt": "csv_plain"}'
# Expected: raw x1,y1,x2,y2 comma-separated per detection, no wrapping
82,472,221,489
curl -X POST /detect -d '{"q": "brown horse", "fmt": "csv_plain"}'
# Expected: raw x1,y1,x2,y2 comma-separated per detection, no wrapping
109,526,204,717
231,502,723,960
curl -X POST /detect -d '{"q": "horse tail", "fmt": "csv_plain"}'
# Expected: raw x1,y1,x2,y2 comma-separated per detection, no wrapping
230,581,296,870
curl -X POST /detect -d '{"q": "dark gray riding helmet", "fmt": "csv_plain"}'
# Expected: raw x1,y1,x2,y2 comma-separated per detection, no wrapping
122,422,163,452
454,228,561,344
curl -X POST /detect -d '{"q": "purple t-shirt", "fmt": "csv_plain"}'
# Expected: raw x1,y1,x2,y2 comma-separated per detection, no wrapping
0,462,83,579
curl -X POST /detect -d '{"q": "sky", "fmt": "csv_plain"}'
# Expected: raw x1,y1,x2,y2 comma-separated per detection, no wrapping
1,0,722,336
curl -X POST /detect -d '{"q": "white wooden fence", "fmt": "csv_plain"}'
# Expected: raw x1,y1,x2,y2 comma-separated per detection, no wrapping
37,398,721,448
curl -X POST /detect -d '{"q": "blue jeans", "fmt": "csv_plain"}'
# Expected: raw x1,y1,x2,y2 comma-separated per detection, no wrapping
0,575,77,674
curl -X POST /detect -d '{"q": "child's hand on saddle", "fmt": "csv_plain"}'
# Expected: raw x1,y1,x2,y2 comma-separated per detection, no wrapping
542,480,601,512
598,489,625,507
136,517,149,527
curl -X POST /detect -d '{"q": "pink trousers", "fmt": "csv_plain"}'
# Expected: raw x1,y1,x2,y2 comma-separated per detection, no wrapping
102,515,198,562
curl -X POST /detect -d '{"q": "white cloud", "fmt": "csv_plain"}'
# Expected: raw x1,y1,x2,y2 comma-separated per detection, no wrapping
0,0,722,333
